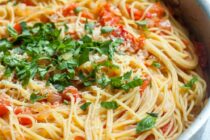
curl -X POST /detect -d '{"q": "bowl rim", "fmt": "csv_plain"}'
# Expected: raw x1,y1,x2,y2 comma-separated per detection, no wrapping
178,101,210,140
179,0,210,139
198,0,210,18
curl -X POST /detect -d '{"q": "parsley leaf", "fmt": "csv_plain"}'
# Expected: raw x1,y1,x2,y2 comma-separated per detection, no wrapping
110,76,124,89
74,7,82,14
136,20,148,30
2,55,20,67
122,78,143,91
123,71,132,80
63,99,69,105
7,24,18,38
49,73,71,91
147,112,158,117
110,71,132,89
0,39,12,52
101,101,118,110
30,93,46,103
97,74,111,88
108,38,123,59
183,76,198,89
136,113,158,133
16,62,38,85
152,61,161,68
85,21,95,34
38,68,48,79
79,71,96,87
78,48,89,65
4,67,13,78
100,38,123,59
101,26,114,34
80,102,91,111
19,22,30,37
97,61,119,69
136,20,147,26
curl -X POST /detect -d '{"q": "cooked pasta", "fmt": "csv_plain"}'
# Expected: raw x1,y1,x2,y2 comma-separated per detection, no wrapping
0,0,206,140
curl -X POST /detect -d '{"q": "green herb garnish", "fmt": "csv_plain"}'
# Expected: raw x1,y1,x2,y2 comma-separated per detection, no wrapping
0,39,12,52
152,61,161,68
97,74,111,88
122,78,143,91
80,102,91,111
0,22,127,93
101,26,114,34
63,100,69,105
183,76,198,89
7,24,18,38
30,93,46,103
136,113,158,133
74,7,82,14
101,101,118,110
85,21,95,34
136,20,148,30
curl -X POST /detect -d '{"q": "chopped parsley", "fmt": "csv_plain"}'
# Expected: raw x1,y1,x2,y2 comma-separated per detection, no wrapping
122,78,143,91
110,71,143,90
74,7,82,14
7,24,18,39
136,20,148,30
101,101,118,110
30,93,46,103
0,22,142,94
152,61,161,68
101,26,114,34
136,113,158,133
80,102,91,111
183,76,198,89
97,74,111,88
85,21,95,34
0,39,12,52
63,99,69,105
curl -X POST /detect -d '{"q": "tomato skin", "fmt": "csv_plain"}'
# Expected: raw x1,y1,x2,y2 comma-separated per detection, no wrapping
133,9,142,20
126,5,142,20
14,107,32,125
145,135,155,140
62,86,81,102
99,11,120,26
14,23,22,34
47,93,62,104
81,11,94,19
161,123,169,134
14,108,23,115
139,78,151,94
137,35,145,50
161,122,174,134
18,117,32,126
99,4,120,26
0,98,10,117
112,25,144,50
63,4,77,16
112,25,134,42
0,104,9,117
22,0,35,6
14,107,31,115
74,136,85,140
148,2,165,18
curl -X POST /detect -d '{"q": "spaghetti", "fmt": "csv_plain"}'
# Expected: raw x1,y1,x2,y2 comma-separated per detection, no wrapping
0,0,206,140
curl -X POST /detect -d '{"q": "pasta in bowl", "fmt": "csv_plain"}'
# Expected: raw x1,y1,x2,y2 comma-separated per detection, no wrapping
0,0,207,140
